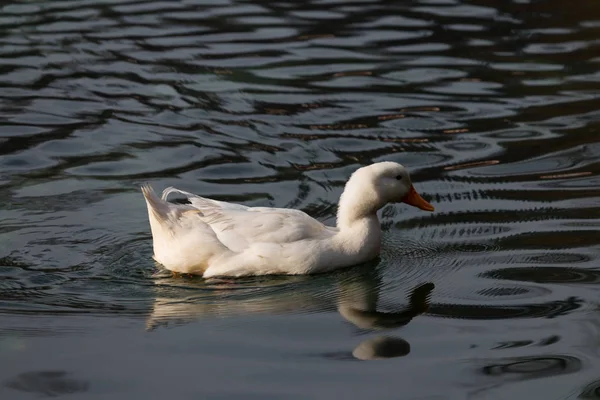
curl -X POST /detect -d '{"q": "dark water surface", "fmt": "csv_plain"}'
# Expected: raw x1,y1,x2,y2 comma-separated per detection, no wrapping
1,0,600,398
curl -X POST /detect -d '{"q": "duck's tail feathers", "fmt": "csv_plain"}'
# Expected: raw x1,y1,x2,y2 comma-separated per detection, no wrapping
141,184,233,274
141,184,172,223
141,183,198,232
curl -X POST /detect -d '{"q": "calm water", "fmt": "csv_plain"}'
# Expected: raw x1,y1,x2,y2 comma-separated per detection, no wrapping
1,0,600,398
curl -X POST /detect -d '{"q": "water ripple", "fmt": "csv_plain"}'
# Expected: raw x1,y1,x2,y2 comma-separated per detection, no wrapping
0,0,599,397
0,0,597,315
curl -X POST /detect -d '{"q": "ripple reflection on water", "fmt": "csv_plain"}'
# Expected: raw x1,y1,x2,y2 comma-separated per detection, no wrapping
1,0,600,398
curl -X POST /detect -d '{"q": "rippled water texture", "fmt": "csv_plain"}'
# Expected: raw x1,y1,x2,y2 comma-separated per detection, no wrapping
1,0,600,398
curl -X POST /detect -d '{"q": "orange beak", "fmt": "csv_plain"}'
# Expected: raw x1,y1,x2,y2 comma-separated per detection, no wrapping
402,185,435,212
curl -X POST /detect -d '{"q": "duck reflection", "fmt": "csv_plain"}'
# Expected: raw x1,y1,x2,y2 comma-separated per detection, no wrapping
146,267,434,361
338,279,433,360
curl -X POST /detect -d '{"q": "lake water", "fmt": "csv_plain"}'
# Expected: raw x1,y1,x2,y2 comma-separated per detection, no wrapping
1,0,599,398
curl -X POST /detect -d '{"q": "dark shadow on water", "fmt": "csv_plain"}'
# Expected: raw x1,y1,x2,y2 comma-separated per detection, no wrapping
581,379,600,399
4,371,89,397
428,296,583,320
483,266,600,284
467,354,583,399
480,355,581,380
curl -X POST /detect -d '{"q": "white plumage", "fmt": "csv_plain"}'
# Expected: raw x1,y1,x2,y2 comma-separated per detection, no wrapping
141,162,434,278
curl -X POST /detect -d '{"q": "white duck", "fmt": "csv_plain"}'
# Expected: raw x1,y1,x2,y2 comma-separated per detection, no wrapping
141,161,434,278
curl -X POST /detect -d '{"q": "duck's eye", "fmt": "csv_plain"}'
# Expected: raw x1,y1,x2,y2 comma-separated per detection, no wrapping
395,175,402,181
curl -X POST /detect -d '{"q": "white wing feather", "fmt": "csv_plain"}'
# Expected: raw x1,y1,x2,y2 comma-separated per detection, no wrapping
161,187,337,252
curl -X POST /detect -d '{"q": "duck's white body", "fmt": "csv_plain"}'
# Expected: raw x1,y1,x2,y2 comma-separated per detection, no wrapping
141,162,434,278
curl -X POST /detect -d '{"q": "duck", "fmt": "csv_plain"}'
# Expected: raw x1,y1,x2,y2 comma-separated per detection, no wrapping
141,161,434,278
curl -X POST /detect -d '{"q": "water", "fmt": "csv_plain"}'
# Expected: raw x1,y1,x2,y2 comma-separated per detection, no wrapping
1,0,599,398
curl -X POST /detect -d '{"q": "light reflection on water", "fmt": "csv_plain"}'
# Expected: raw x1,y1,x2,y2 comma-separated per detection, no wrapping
1,0,600,398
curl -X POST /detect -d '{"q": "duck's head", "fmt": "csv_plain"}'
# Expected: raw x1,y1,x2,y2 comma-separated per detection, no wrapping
349,162,434,212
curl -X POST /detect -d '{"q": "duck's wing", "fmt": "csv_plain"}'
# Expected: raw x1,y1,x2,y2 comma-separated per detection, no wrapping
161,187,336,251
207,207,336,246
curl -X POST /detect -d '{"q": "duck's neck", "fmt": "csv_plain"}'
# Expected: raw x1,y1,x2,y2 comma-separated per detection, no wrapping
334,187,383,261
336,181,384,234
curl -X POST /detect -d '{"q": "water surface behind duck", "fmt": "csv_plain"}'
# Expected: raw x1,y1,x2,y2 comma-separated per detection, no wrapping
1,0,600,398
